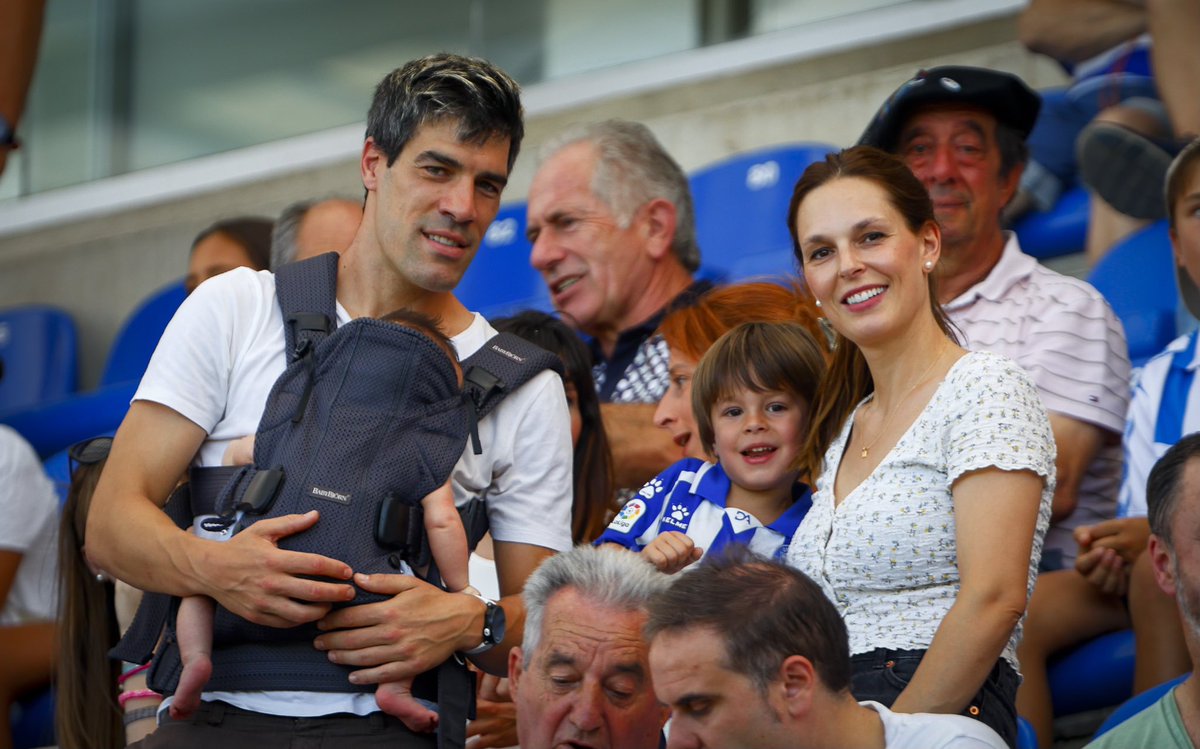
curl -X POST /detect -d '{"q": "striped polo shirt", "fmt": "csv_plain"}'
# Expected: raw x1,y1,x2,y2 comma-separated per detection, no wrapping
1120,330,1200,518
944,233,1131,565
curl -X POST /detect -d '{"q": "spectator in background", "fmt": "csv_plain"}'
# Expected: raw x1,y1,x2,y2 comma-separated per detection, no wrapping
183,216,273,295
492,310,615,545
527,120,709,489
647,553,1009,749
1014,0,1168,264
1084,433,1200,749
269,197,362,269
653,280,825,461
1018,137,1200,748
860,65,1131,573
509,545,669,749
0,425,59,749
1024,0,1200,267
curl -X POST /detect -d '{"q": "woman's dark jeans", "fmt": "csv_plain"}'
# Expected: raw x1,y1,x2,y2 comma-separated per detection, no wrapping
850,648,1020,748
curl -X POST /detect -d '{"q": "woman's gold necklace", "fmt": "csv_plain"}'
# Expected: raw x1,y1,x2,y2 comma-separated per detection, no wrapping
859,343,950,459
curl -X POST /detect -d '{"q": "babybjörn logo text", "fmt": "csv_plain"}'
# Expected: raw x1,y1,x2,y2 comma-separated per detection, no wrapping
489,344,525,363
308,486,351,505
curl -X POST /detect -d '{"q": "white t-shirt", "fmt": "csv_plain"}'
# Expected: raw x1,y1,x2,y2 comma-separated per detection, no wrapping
863,701,1009,749
0,425,59,626
134,267,574,715
788,352,1055,670
945,233,1130,565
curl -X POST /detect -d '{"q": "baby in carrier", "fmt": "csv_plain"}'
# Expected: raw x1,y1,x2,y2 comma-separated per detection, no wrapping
170,308,475,734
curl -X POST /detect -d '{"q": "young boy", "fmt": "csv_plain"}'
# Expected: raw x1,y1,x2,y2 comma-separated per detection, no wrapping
171,308,475,734
597,321,825,572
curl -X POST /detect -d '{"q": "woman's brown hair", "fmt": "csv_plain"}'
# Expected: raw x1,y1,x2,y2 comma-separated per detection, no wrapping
56,448,124,749
787,146,959,480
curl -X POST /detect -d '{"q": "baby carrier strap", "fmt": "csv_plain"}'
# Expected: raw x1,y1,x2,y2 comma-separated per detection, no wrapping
108,481,195,665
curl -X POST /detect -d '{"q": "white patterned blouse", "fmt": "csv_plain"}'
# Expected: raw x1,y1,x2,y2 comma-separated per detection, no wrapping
786,351,1055,669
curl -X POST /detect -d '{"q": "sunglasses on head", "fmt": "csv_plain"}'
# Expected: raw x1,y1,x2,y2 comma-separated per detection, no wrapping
68,435,113,475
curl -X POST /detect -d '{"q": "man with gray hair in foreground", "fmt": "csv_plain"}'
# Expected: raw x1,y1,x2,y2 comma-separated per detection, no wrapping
509,545,669,749
646,553,1008,749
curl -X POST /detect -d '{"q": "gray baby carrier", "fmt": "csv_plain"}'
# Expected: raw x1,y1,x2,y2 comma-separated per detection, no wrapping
113,252,562,749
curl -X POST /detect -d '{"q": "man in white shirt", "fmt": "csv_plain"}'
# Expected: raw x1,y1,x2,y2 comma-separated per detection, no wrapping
646,553,1008,749
88,53,573,747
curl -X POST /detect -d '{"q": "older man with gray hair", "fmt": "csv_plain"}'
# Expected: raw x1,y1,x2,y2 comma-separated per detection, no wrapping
270,197,362,268
527,120,708,487
509,545,670,749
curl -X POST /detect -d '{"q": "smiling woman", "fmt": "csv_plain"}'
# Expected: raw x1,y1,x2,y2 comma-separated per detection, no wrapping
785,145,1055,747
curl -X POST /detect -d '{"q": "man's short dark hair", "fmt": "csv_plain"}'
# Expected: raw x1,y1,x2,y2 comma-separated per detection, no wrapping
366,53,524,172
645,551,851,694
1147,432,1200,547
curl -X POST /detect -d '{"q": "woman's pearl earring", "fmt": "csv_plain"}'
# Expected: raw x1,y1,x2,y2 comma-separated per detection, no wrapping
924,260,934,270
815,299,822,307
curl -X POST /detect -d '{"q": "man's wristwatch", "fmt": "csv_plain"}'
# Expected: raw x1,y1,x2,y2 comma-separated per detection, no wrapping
462,592,506,656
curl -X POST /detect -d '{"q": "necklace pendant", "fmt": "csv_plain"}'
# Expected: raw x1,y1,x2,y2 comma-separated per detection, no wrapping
860,447,868,459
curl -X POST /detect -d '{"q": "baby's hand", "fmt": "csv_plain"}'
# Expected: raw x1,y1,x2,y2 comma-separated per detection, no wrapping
643,532,702,574
222,435,256,466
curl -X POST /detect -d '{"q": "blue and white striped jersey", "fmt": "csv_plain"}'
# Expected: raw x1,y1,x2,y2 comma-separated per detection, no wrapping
595,457,812,562
1120,330,1200,518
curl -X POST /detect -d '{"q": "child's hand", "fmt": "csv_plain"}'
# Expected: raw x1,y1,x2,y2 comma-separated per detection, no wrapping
643,532,702,574
222,435,256,466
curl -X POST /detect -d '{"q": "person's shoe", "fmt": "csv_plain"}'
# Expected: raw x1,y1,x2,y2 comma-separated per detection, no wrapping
1077,122,1173,220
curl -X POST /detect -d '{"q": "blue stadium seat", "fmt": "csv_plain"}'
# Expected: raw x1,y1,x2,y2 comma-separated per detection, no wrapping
1048,629,1136,717
0,305,78,416
11,686,55,749
1093,672,1190,738
1,281,184,458
100,280,187,387
457,202,553,320
1013,185,1090,260
1016,716,1039,749
0,381,137,459
1087,221,1179,367
690,143,835,282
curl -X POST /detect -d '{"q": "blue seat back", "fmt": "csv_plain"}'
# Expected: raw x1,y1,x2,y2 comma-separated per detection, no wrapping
1093,672,1190,738
0,381,137,459
1087,221,1179,367
457,202,553,320
1016,716,1039,749
0,305,78,415
11,686,55,749
1048,629,1136,716
101,280,187,387
690,143,835,282
1014,184,1090,260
